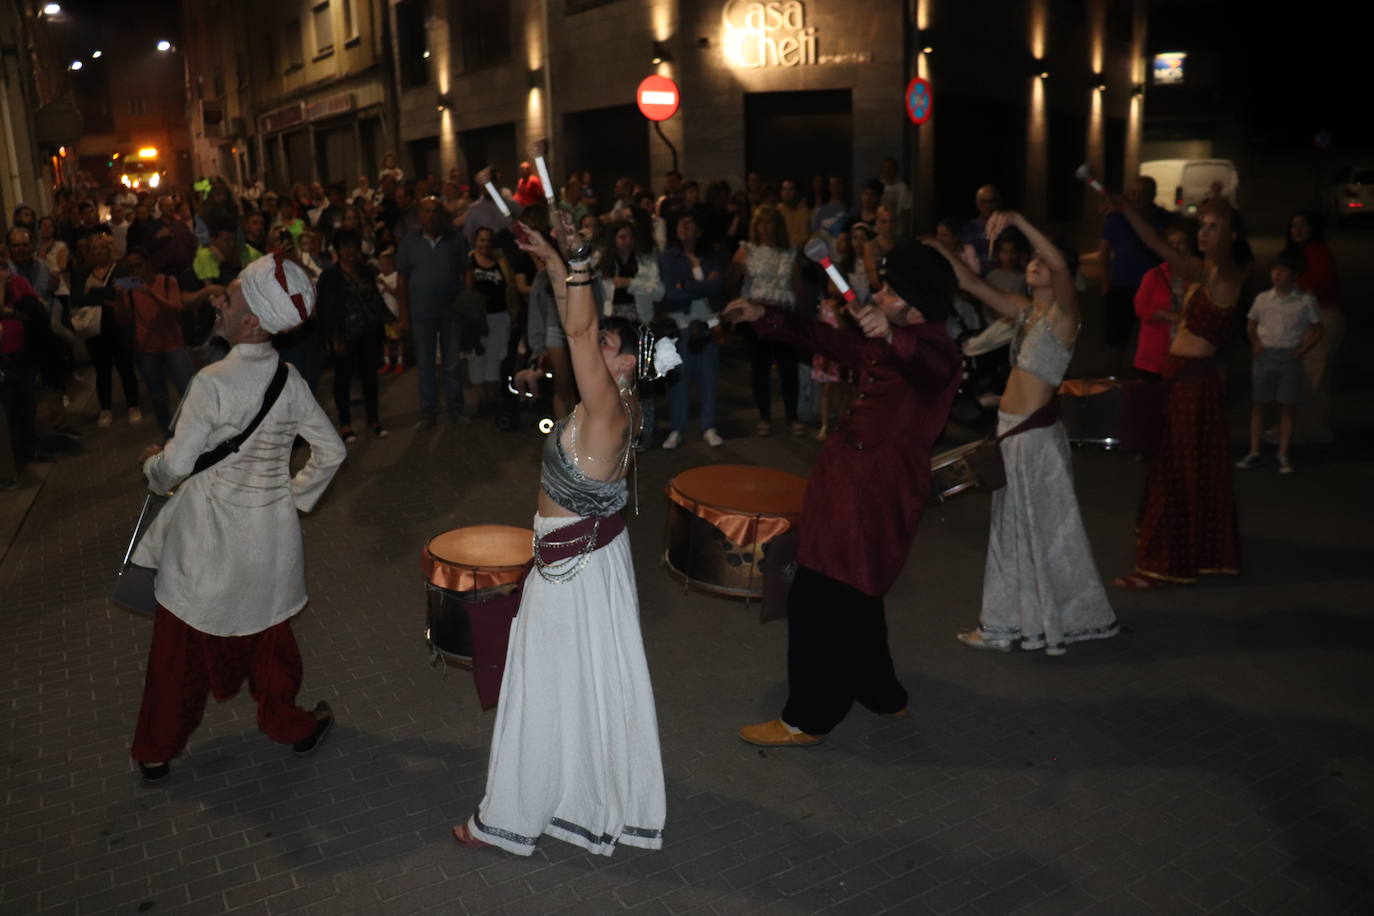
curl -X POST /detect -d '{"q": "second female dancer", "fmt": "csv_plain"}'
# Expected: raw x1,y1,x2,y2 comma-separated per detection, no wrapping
927,211,1118,655
452,220,667,856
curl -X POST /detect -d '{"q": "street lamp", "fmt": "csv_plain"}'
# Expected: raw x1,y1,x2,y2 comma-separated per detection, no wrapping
43,3,61,15
156,39,172,52
91,50,102,59
68,60,82,70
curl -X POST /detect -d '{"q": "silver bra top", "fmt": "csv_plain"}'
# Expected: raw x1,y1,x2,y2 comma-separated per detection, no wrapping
539,410,629,517
1011,306,1075,388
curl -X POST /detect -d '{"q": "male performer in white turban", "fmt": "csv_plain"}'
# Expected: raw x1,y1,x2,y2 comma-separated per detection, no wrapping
130,253,347,782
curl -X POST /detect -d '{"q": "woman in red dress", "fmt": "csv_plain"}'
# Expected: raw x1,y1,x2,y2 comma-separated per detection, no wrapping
1111,200,1251,588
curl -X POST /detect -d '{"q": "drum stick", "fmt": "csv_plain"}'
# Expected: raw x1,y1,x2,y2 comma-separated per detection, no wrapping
475,167,512,218
803,237,856,304
530,140,558,208
1075,163,1107,196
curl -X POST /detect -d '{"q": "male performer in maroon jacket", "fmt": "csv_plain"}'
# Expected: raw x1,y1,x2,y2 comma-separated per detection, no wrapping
723,242,962,746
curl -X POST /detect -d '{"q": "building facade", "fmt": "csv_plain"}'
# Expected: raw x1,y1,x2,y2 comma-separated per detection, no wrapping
182,0,395,191
0,0,79,220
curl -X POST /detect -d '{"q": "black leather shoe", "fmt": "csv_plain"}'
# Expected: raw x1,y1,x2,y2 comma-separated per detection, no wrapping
138,762,170,782
293,702,334,756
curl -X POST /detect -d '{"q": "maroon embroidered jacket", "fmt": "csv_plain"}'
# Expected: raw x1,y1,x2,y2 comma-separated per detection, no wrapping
754,307,963,596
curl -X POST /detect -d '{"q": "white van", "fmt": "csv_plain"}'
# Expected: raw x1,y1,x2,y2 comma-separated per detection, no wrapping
1138,159,1239,215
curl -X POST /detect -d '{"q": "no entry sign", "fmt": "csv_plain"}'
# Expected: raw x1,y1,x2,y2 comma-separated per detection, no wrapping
637,75,680,122
905,77,932,125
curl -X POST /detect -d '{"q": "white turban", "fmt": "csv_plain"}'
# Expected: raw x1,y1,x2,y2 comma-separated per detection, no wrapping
238,253,316,334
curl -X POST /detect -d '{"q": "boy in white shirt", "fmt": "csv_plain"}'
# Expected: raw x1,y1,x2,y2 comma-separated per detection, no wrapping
1237,252,1322,474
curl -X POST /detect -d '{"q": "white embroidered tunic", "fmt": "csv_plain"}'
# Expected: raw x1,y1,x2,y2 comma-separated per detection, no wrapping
134,341,346,636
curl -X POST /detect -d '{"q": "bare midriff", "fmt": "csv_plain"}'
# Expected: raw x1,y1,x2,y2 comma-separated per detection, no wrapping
1168,326,1216,359
1000,368,1056,417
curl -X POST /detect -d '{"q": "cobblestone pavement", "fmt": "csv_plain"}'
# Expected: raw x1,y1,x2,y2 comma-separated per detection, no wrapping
2,346,1372,916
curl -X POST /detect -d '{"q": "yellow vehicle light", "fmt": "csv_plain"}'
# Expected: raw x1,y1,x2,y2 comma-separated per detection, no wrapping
137,147,158,159
120,174,132,187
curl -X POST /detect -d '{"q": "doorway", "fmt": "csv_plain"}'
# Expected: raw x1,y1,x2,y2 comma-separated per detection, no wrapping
458,122,518,189
745,90,852,198
562,105,651,205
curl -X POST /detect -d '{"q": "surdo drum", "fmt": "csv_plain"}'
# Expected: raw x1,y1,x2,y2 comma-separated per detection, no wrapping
422,525,534,668
663,465,806,600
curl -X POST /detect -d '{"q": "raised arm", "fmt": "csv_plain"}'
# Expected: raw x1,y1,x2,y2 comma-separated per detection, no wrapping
1111,198,1205,283
991,211,1077,317
922,238,1028,318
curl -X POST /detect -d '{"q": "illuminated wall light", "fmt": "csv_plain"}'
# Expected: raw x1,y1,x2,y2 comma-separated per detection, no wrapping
91,50,102,59
651,39,672,66
43,2,61,14
1093,75,1106,92
1039,70,1049,80
422,49,430,59
922,45,933,55
68,60,82,70
156,40,172,52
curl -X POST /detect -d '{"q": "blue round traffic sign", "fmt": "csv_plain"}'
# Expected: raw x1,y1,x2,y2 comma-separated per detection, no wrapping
906,77,932,125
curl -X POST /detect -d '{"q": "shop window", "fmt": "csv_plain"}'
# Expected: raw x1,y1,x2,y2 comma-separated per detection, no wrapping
454,0,510,71
313,1,334,57
396,0,429,87
286,18,305,69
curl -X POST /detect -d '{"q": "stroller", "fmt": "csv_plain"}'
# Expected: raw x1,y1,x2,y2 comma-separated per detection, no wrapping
496,353,556,434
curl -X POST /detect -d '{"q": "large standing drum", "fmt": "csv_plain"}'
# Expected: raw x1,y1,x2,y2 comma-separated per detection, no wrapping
422,525,533,669
930,440,985,503
1058,378,1164,452
664,465,807,599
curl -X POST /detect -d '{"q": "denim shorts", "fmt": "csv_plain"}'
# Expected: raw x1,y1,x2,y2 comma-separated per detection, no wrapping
1252,347,1302,405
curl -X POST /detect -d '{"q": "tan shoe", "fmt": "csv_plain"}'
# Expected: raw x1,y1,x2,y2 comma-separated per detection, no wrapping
738,719,825,747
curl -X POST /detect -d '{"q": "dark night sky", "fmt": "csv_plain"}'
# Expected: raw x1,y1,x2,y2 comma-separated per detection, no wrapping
1148,0,1374,148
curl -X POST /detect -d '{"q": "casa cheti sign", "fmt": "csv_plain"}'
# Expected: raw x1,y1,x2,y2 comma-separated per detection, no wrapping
721,1,818,69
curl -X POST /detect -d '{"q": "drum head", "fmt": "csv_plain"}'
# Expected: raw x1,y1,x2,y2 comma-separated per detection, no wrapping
427,525,533,570
667,465,806,518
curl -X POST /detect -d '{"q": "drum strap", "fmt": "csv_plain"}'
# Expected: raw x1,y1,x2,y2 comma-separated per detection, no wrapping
994,398,1061,443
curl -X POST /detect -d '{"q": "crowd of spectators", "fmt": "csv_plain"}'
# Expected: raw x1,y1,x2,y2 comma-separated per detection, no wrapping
0,151,1345,490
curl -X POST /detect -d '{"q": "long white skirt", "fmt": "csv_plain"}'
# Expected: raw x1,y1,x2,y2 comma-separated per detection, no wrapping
979,413,1118,652
467,513,666,856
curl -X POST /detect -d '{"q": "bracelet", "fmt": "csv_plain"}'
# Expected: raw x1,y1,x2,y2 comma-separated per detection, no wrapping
565,278,594,287
567,257,592,272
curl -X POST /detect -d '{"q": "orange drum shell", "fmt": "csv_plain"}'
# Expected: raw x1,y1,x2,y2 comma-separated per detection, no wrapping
422,525,534,593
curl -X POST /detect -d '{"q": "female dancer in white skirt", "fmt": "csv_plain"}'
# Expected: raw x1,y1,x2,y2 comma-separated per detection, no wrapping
452,221,667,855
926,212,1118,655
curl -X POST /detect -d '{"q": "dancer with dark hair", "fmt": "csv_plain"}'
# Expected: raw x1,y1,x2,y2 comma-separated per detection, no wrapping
454,218,667,857
1111,200,1251,588
928,212,1117,655
724,242,963,745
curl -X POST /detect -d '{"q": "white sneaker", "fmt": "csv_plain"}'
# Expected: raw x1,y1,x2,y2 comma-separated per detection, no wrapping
128,407,144,425
96,411,112,428
662,430,683,449
703,428,724,447
1277,456,1295,475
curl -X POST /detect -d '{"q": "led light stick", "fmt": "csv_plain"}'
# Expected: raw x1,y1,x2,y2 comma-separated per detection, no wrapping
1075,163,1107,196
474,167,511,218
530,140,558,208
804,236,856,304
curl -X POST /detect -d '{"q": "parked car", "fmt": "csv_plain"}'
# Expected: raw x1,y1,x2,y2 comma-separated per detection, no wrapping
1329,166,1374,223
1139,159,1239,215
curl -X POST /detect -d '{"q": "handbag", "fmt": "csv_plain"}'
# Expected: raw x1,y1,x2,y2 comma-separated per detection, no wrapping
112,362,290,618
71,305,103,339
963,399,1063,493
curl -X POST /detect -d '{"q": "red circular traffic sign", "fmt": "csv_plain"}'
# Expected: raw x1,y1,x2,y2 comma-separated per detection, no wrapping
637,75,680,122
905,77,932,125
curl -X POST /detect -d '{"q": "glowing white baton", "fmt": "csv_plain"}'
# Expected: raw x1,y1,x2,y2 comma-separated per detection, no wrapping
1075,163,1106,196
530,140,557,207
804,237,856,303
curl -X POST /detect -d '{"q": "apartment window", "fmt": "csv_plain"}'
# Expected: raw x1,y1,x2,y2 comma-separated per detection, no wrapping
396,0,429,88
286,18,305,68
129,96,145,115
455,0,510,71
313,1,334,56
342,0,357,42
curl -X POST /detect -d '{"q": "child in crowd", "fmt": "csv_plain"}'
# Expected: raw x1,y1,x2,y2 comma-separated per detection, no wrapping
985,237,1027,296
375,248,405,374
1237,251,1323,474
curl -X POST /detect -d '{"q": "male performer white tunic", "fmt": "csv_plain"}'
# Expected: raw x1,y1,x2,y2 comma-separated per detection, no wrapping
131,255,346,771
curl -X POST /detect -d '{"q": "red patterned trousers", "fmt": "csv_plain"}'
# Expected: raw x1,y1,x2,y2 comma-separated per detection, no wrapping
1135,356,1240,582
131,605,318,763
